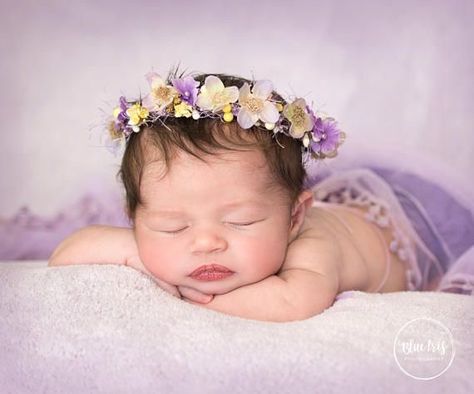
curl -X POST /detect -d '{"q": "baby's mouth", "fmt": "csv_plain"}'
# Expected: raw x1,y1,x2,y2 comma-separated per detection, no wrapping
189,264,234,281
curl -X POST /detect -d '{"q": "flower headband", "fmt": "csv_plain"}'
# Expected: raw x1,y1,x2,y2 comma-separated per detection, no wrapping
106,67,346,160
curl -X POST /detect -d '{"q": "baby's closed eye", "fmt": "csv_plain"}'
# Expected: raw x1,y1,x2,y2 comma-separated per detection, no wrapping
225,219,265,228
150,218,266,234
145,221,189,234
160,226,189,234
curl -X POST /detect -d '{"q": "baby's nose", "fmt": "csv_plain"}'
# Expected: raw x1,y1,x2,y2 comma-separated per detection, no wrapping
190,229,228,254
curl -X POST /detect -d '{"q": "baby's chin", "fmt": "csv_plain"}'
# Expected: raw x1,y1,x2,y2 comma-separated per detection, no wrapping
184,273,260,295
188,279,241,296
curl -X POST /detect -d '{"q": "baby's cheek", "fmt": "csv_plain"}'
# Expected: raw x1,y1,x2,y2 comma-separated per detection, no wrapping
136,236,173,279
241,238,287,276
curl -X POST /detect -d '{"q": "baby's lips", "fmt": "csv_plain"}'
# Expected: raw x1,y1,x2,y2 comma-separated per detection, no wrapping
189,263,233,277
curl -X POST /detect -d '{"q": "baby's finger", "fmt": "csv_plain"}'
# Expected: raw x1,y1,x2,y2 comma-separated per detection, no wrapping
178,286,214,303
153,278,181,298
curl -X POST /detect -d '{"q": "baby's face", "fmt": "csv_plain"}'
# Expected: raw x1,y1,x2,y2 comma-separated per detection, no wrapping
133,148,294,295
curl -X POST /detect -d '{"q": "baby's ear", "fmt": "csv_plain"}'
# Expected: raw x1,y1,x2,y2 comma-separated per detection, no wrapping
288,189,314,241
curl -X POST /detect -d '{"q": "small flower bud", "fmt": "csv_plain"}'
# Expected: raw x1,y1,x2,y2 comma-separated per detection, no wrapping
223,112,234,122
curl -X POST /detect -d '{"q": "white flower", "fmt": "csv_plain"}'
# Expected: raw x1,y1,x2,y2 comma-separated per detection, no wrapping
142,72,178,112
196,76,239,112
282,98,314,138
237,80,279,129
303,133,310,147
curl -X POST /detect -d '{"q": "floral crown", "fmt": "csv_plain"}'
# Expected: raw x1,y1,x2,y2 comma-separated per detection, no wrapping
106,66,346,160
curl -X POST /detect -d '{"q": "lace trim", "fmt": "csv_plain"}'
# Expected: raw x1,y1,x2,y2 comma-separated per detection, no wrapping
437,273,474,295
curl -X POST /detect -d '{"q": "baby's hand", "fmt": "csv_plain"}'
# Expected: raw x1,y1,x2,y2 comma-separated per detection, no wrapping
125,256,213,303
125,255,181,299
178,286,214,304
125,256,214,304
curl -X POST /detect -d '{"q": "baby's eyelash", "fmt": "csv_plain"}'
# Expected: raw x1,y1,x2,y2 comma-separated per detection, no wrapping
159,220,264,234
227,219,266,227
228,221,256,226
161,226,188,234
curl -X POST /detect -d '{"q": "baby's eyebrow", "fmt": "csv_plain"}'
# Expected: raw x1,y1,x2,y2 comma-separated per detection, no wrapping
148,200,267,218
147,211,185,218
221,200,266,209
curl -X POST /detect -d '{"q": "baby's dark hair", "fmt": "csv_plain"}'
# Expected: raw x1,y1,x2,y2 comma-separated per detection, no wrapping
118,73,307,222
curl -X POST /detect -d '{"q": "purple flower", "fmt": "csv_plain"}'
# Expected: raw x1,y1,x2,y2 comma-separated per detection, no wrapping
307,105,317,122
172,76,199,106
116,96,130,124
119,96,128,111
310,117,341,155
112,96,134,136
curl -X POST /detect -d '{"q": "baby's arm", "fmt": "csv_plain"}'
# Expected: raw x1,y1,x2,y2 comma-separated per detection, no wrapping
186,269,338,322
49,225,136,267
184,237,340,322
48,225,184,298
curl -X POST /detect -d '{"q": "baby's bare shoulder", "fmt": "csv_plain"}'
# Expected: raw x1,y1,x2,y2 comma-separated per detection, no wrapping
280,221,342,280
283,204,374,293
272,208,349,311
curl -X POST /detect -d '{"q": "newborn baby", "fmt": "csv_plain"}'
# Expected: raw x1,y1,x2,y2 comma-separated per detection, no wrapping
49,71,408,322
49,135,407,322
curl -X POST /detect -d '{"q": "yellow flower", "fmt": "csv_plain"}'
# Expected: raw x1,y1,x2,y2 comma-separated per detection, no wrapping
113,107,121,119
283,98,314,138
174,102,193,118
107,121,121,140
126,103,149,132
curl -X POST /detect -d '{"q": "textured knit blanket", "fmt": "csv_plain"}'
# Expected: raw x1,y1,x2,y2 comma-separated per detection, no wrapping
1,261,473,393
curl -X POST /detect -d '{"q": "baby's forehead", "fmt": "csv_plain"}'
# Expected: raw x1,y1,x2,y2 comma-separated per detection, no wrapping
141,148,270,181
139,149,282,199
